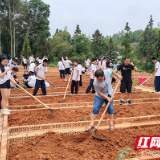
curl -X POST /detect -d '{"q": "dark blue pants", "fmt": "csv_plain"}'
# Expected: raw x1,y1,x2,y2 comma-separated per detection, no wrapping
79,75,82,86
24,82,32,88
0,92,1,109
60,70,65,78
155,76,160,92
71,80,78,94
86,79,95,93
33,79,46,96
24,64,27,69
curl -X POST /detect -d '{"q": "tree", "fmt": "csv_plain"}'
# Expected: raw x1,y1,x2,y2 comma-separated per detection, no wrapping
108,37,114,57
21,34,31,58
74,25,81,36
155,31,160,59
121,22,132,57
92,29,104,57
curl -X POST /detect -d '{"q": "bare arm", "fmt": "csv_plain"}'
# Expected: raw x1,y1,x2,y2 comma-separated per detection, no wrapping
92,70,95,79
112,70,122,81
75,70,79,81
98,92,112,103
153,68,158,75
0,68,11,78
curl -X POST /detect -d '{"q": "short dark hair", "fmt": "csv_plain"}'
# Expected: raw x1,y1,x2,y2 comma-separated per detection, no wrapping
92,57,97,62
152,57,157,60
124,57,130,61
43,59,48,63
29,71,34,76
12,67,19,72
95,69,104,77
74,59,78,63
78,62,82,64
14,59,19,63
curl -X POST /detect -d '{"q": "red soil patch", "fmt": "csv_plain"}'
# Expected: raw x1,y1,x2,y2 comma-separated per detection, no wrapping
8,103,160,127
8,125,160,160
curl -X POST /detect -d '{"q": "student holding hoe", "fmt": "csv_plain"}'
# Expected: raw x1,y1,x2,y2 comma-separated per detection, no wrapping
85,69,122,132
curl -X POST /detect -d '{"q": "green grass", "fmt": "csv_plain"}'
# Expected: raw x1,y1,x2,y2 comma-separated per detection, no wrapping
47,63,58,68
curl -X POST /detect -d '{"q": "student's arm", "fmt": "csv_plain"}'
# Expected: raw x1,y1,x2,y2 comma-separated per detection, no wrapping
10,74,17,87
69,60,72,64
130,62,138,72
153,68,158,75
0,68,11,78
92,70,95,79
75,70,79,82
94,85,112,103
112,70,122,81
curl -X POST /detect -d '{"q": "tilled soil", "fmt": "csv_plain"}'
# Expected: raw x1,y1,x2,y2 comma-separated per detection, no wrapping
8,125,160,160
9,92,160,106
8,103,160,127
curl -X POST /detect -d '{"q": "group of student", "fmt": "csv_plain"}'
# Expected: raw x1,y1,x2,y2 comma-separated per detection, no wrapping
0,53,50,115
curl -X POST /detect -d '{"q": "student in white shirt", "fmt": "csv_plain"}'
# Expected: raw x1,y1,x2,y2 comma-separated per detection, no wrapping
57,58,65,79
71,59,80,94
29,60,36,75
101,57,107,70
78,62,83,86
33,59,48,96
10,59,19,69
23,56,28,70
36,57,43,65
24,71,36,88
64,56,72,82
152,57,160,93
29,54,35,64
0,54,16,115
97,59,102,69
86,58,98,94
43,55,48,61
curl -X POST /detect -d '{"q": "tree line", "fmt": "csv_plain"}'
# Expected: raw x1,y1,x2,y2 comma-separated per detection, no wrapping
1,0,160,72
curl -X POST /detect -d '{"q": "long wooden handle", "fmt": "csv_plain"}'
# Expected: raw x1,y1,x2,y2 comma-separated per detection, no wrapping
95,80,120,130
39,77,56,88
135,75,153,90
11,79,50,109
63,72,73,100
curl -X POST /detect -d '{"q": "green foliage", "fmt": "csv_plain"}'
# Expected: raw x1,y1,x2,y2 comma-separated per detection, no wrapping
117,148,131,160
121,22,132,57
21,34,31,57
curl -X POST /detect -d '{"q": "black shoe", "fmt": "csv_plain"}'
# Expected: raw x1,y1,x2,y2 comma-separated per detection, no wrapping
127,100,132,105
120,100,124,105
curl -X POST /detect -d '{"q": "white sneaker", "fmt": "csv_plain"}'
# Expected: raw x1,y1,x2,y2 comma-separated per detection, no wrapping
1,109,11,115
4,108,11,112
64,78,67,82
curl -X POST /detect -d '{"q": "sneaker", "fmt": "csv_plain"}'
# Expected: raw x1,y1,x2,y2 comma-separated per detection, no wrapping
127,100,132,105
64,78,67,82
154,91,160,93
4,108,11,112
120,100,124,105
1,109,11,115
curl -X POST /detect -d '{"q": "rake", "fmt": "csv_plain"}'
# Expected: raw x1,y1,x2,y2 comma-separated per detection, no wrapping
92,80,120,141
11,79,54,117
46,79,57,91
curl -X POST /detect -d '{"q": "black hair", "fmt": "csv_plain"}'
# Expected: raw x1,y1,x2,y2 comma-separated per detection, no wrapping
0,54,8,73
95,69,104,77
99,59,101,61
12,67,19,72
29,71,34,76
43,59,48,63
74,59,78,63
7,56,11,60
13,59,19,63
78,62,82,64
92,57,97,62
152,57,157,60
124,57,130,61
59,58,62,61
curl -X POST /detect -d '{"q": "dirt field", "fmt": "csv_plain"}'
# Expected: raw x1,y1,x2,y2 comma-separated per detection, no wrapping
6,66,160,160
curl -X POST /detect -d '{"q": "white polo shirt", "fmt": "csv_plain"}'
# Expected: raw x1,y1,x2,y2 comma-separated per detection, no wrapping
28,75,36,88
57,61,65,70
72,65,80,81
155,61,160,76
29,63,35,72
0,67,12,84
90,64,97,79
37,64,48,80
64,60,72,69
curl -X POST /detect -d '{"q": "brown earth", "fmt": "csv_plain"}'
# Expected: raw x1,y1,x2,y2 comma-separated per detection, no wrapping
8,125,160,160
9,92,160,106
8,103,160,127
